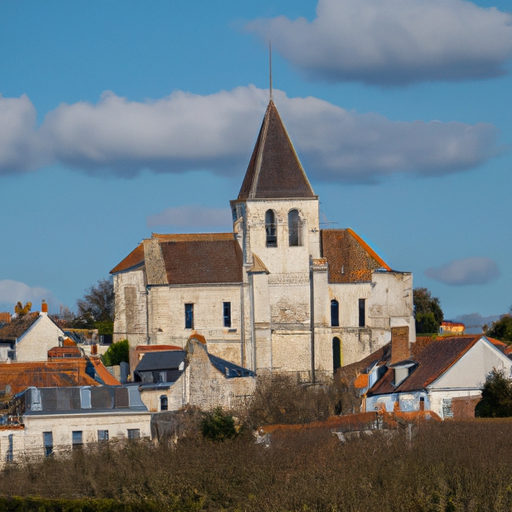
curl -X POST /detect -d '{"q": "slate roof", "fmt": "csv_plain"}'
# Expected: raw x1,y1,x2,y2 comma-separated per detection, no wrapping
135,351,186,372
208,353,255,378
0,313,39,342
368,335,482,396
0,360,99,395
20,385,148,414
237,100,316,200
321,229,391,283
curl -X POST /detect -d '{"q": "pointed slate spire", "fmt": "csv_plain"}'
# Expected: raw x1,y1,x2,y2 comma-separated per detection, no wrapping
237,101,316,200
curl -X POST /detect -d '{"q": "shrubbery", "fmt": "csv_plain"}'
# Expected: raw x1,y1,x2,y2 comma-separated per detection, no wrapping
101,339,129,367
3,421,512,510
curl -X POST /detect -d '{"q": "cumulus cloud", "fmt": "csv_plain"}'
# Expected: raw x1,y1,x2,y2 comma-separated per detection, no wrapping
425,257,500,286
246,0,512,85
147,205,232,229
0,87,504,183
0,280,56,312
0,95,50,176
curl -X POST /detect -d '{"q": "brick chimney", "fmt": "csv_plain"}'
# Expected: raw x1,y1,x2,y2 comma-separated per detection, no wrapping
390,326,410,365
41,300,48,314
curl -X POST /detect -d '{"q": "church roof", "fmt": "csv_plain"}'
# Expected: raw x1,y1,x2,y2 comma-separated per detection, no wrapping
111,233,243,285
237,100,316,200
321,229,391,283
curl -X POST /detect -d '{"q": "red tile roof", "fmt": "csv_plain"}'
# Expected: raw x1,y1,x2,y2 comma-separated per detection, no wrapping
160,237,243,285
87,356,121,386
110,243,144,274
0,360,99,394
368,336,482,396
321,229,391,283
237,100,316,200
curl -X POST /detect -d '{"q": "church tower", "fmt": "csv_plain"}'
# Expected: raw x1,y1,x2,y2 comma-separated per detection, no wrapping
231,100,322,377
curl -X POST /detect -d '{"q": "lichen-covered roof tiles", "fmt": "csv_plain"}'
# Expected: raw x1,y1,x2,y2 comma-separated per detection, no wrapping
321,228,391,283
0,313,39,342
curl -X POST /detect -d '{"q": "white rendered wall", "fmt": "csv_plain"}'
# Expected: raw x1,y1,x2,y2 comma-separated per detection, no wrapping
16,314,65,362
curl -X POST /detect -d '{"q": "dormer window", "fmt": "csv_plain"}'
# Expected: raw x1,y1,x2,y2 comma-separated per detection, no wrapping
288,209,302,246
265,210,277,247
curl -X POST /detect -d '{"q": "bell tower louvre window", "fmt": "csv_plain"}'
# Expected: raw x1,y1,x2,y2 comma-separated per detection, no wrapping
288,209,301,246
265,210,277,247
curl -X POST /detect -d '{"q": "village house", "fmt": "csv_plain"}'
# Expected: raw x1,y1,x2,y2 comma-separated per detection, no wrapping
111,100,415,381
0,301,65,363
134,335,255,412
341,329,512,419
0,385,151,465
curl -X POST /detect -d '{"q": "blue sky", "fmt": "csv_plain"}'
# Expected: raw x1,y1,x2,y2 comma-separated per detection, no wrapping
0,0,511,323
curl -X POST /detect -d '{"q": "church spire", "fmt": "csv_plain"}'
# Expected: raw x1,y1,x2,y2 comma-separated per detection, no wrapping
237,101,316,200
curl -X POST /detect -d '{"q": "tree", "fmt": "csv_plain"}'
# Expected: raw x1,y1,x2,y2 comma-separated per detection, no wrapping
75,279,114,332
475,368,512,418
201,407,239,442
102,339,129,367
413,287,444,334
485,306,512,343
14,301,32,317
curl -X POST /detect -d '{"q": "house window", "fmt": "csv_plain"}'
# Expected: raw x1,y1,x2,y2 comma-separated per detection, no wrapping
332,337,341,372
127,429,140,440
358,299,366,328
160,395,168,411
265,210,277,247
6,434,13,463
72,431,83,450
442,398,453,419
331,299,339,327
185,303,194,329
43,432,53,457
98,430,109,442
288,209,301,246
223,302,231,328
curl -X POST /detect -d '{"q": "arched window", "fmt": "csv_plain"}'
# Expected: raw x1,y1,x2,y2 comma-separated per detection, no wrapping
288,209,301,246
160,395,168,411
331,299,339,327
265,210,277,247
332,337,341,372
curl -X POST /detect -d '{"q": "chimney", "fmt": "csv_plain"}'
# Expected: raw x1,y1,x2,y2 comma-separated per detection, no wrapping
390,326,410,365
41,300,48,314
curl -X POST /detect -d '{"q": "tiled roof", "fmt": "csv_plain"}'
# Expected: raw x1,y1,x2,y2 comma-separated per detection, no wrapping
0,360,99,395
237,100,316,200
160,237,243,285
135,351,186,372
88,356,122,386
0,313,39,342
368,335,482,396
110,243,145,274
321,229,391,283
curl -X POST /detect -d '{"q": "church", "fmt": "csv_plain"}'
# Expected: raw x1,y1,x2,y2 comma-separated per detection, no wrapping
111,99,415,382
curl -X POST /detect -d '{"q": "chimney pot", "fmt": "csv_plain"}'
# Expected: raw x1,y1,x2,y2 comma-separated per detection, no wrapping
41,300,48,314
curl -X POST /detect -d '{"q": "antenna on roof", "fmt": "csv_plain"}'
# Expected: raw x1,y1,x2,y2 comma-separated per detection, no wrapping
269,40,273,101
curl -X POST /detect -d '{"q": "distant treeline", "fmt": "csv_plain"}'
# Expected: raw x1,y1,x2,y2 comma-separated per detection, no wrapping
2,419,512,511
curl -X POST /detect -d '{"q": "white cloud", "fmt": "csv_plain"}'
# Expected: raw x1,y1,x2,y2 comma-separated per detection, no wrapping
246,0,512,85
40,87,269,177
0,87,503,183
0,95,50,176
0,280,56,312
147,205,232,229
425,257,500,285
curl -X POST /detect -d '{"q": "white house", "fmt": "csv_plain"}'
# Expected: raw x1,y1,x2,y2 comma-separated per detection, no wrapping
363,333,512,419
0,385,152,464
111,100,415,381
0,302,65,362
